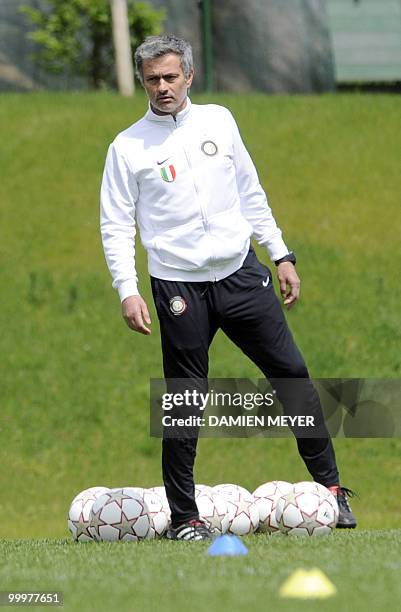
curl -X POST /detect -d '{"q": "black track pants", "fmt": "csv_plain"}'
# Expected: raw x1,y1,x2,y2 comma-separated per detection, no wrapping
151,248,339,527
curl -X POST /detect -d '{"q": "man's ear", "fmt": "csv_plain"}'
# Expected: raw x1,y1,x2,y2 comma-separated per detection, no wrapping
186,69,195,89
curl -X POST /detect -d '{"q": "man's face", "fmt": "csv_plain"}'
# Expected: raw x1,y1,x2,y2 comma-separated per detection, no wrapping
142,53,194,116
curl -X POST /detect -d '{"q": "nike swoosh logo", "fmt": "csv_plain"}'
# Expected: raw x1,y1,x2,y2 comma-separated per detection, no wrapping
157,157,171,165
262,276,270,287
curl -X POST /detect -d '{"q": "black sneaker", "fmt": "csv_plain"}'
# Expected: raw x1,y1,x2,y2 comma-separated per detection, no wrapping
166,518,214,541
335,487,357,529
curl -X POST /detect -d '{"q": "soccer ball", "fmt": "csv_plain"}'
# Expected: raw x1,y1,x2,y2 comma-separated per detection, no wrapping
275,481,339,536
129,487,169,537
89,488,152,541
293,481,337,501
252,480,293,533
213,484,259,536
149,486,171,528
143,489,169,537
68,486,109,542
196,490,229,535
195,484,213,498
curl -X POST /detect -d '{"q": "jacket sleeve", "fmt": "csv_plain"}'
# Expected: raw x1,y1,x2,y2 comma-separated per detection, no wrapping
100,142,140,301
227,110,289,262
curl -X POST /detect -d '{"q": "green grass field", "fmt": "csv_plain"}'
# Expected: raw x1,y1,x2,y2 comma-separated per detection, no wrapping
0,92,400,610
1,531,401,611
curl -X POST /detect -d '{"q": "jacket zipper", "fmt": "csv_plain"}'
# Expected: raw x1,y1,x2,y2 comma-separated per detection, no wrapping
173,115,217,281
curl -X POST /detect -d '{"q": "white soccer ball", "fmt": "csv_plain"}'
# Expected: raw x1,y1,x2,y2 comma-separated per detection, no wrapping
253,480,293,533
195,484,213,498
89,488,152,541
129,487,168,537
213,484,259,536
196,490,229,535
293,481,338,501
149,486,171,529
68,486,110,542
275,481,339,536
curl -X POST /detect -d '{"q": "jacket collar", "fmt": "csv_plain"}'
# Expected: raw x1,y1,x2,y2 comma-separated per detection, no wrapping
145,97,192,125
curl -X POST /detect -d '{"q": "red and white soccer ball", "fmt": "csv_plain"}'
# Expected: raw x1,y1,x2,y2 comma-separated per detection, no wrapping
195,484,213,498
68,486,110,542
275,481,339,537
253,480,293,534
131,487,170,537
196,489,229,535
89,488,152,541
213,484,259,536
149,486,171,529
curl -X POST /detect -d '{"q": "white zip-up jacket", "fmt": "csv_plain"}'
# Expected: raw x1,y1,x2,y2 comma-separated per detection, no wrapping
100,98,289,301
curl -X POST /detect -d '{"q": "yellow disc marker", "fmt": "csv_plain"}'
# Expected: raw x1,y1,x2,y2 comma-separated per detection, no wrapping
279,568,337,599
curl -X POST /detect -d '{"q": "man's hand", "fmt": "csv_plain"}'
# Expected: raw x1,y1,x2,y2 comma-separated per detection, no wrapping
122,295,152,335
276,262,300,310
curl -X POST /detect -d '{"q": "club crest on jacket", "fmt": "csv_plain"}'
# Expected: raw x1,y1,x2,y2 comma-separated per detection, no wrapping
201,140,218,156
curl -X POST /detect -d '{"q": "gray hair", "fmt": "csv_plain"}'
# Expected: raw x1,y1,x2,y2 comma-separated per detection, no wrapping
134,35,193,85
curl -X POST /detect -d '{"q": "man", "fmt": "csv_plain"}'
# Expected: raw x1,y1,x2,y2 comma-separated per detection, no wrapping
100,35,356,541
